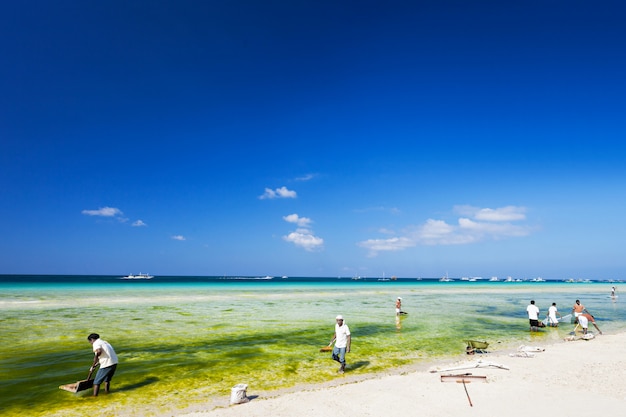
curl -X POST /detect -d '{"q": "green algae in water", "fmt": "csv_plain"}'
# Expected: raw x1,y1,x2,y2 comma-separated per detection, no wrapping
1,282,624,416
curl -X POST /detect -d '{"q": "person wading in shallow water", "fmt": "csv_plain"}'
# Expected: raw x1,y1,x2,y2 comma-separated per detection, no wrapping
329,315,351,374
87,333,118,396
396,297,403,316
526,300,540,331
546,302,562,327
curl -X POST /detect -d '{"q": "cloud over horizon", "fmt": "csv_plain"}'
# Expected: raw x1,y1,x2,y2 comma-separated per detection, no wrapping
81,207,123,217
282,213,323,252
295,173,317,181
259,186,297,199
283,213,312,227
358,205,532,257
81,206,128,223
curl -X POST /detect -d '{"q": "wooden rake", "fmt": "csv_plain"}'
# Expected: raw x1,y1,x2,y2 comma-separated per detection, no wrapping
440,373,487,407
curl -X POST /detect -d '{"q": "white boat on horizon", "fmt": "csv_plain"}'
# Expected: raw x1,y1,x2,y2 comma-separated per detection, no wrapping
121,273,154,280
439,272,454,282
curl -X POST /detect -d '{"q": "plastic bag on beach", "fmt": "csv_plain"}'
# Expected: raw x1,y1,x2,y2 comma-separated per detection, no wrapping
230,383,250,405
518,345,545,352
509,351,535,358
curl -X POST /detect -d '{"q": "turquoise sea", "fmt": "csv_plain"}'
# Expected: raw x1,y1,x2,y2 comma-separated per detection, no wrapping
1,275,624,416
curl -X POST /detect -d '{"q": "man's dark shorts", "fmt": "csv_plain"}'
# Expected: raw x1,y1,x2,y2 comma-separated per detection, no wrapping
529,319,539,328
94,364,117,385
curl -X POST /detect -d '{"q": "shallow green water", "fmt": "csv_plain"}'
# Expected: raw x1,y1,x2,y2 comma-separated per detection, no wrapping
1,280,623,416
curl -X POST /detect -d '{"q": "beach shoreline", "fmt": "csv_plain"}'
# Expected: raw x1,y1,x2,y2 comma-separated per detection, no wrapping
179,330,626,417
2,278,623,417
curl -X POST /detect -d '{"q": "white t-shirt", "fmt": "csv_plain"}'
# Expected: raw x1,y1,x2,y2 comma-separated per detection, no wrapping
93,339,118,368
334,323,351,348
548,305,558,320
527,304,539,320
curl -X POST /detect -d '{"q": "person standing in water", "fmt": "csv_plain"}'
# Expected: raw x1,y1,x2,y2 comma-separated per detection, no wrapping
395,297,403,316
526,300,540,331
329,315,351,374
546,302,561,327
87,333,118,396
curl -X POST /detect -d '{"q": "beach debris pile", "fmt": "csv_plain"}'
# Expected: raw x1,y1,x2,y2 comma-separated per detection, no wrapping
509,345,546,358
430,359,510,373
564,332,596,342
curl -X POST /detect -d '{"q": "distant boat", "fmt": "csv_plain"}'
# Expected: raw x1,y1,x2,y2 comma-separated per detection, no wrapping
121,273,153,280
531,277,546,282
489,276,499,282
439,272,454,282
281,276,288,279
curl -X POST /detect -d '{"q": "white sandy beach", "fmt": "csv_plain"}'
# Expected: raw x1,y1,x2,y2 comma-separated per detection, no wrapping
181,331,625,417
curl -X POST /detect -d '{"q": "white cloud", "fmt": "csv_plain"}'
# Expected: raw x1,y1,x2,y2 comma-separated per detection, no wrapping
282,214,323,251
358,205,532,256
283,213,312,227
455,205,527,221
357,237,414,257
296,173,317,181
81,206,127,223
458,217,530,238
171,235,186,241
259,186,297,199
283,229,324,252
82,207,123,217
132,220,147,227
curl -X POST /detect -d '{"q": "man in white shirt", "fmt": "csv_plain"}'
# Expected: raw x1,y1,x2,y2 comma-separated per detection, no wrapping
88,333,118,396
547,302,561,327
329,315,351,374
526,300,540,331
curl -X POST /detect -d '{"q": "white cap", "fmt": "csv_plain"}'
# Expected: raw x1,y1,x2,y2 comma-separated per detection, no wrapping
336,315,343,320
397,297,402,300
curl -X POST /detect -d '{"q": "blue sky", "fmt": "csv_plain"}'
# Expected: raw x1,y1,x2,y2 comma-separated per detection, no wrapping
1,1,625,279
